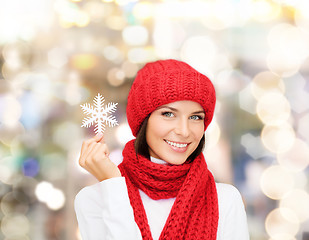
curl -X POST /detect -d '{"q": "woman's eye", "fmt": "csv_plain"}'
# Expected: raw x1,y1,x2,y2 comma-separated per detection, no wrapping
162,112,174,117
190,115,204,120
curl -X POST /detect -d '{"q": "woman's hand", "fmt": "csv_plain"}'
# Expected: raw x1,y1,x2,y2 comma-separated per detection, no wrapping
79,133,121,182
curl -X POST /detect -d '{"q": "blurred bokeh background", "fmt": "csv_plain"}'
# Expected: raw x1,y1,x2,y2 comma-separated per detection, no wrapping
0,0,309,239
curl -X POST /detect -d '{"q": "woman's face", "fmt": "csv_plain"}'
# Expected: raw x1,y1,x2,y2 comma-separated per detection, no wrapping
146,100,205,165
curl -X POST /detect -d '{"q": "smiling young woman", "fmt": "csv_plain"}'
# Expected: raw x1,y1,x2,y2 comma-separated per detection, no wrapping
145,100,205,165
75,59,250,240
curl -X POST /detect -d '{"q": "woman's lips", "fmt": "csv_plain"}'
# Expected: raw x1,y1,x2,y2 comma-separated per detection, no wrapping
164,140,190,153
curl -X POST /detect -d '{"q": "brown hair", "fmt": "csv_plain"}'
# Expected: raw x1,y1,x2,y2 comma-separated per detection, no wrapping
134,115,205,162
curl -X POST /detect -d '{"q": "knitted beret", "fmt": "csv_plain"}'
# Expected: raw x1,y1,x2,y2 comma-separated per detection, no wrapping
126,59,216,137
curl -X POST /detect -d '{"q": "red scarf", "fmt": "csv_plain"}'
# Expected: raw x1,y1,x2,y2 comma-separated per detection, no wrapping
118,140,219,240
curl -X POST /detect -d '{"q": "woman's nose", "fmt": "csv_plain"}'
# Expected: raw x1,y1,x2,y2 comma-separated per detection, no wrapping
174,118,190,138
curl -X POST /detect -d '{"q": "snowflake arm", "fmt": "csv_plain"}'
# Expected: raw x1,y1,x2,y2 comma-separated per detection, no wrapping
80,103,95,115
105,115,118,127
81,116,96,128
80,93,119,134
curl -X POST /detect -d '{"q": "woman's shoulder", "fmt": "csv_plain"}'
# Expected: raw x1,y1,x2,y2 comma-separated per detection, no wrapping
215,183,241,197
215,183,249,239
74,177,128,210
74,182,104,210
75,182,101,198
215,183,245,209
215,182,248,226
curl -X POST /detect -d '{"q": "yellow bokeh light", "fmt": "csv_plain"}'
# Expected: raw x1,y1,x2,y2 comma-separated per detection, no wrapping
0,94,22,127
269,234,296,240
267,23,309,76
83,2,107,23
201,0,252,29
106,16,126,30
122,25,149,46
115,0,137,6
0,156,17,185
256,92,290,126
2,42,31,70
277,138,309,172
1,214,30,237
103,45,123,63
56,1,90,28
71,54,98,70
260,165,294,200
121,61,139,78
133,2,154,20
265,208,299,238
156,1,211,19
251,71,285,100
107,68,125,87
272,0,299,7
294,1,309,32
1,191,29,215
261,123,295,153
181,36,216,76
0,122,25,147
0,0,52,43
267,50,301,77
252,0,281,22
127,47,156,64
75,11,90,27
0,165,13,185
279,189,309,222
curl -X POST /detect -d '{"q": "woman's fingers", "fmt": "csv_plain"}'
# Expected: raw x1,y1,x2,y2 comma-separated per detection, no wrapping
80,133,107,162
83,143,120,181
79,141,97,167
80,140,110,170
95,132,104,142
81,133,104,153
79,134,120,181
92,146,121,181
84,143,105,166
98,133,105,144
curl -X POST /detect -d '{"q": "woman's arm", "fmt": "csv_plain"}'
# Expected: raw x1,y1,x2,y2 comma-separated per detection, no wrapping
75,134,142,239
74,177,142,240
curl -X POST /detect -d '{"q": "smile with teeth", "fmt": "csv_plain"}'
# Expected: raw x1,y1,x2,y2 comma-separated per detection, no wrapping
165,140,188,148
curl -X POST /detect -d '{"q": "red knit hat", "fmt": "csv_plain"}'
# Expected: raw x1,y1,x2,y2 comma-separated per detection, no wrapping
127,59,216,137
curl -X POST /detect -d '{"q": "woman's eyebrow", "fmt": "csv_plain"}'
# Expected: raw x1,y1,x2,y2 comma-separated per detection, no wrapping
157,106,178,111
192,110,205,114
157,106,205,114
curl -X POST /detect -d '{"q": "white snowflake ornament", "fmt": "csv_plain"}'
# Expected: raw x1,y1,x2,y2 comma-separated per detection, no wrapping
80,93,118,134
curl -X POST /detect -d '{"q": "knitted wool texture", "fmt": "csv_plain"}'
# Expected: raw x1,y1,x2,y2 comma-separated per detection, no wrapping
126,59,216,137
118,140,219,240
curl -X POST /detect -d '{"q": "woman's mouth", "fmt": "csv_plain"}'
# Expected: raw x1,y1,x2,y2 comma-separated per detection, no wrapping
164,139,189,150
